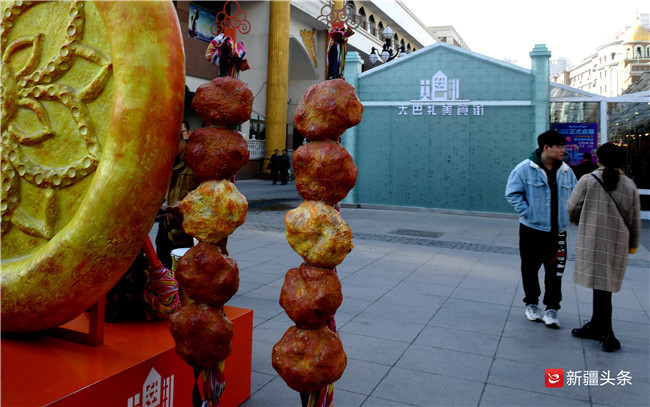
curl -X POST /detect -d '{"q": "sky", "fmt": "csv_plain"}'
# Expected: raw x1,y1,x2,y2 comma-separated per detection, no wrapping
401,0,648,68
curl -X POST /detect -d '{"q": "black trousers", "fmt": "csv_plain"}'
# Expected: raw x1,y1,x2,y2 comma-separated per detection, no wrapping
591,289,613,333
519,224,566,310
271,168,280,184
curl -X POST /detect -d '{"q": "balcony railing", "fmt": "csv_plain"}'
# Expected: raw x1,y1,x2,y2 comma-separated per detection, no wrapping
247,138,265,160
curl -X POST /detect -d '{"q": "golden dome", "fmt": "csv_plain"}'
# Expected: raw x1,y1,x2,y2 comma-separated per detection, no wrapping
624,16,650,43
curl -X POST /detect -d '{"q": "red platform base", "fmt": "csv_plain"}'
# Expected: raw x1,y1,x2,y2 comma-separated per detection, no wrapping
1,306,253,407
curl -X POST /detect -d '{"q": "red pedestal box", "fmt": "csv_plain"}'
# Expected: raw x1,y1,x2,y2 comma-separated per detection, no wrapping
1,306,253,407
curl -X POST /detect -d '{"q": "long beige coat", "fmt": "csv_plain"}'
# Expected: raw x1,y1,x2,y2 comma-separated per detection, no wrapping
567,168,641,292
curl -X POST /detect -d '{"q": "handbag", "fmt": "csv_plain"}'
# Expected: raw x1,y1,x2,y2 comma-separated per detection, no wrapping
590,173,629,230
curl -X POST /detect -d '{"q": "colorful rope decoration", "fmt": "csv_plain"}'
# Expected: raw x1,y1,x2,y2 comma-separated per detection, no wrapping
326,26,353,80
142,237,181,320
197,360,226,407
205,33,249,78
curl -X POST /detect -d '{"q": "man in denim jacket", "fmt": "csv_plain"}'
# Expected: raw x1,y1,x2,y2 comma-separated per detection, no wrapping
506,130,577,329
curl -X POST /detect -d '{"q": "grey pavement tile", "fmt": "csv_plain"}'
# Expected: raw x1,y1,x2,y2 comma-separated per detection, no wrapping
251,318,292,345
585,351,650,383
337,296,374,317
330,388,368,407
426,306,507,336
338,258,381,275
356,300,438,325
231,259,262,271
426,250,483,267
351,262,419,281
407,265,469,286
239,269,285,286
380,250,438,265
487,358,590,401
449,286,516,306
226,295,284,323
341,273,403,291
240,376,298,406
361,396,418,406
395,343,493,382
250,340,277,376
339,315,424,343
342,284,390,302
413,325,500,357
249,371,275,395
392,278,457,298
496,336,585,367
440,297,511,318
234,282,264,296
458,268,520,287
613,294,650,311
587,380,650,407
376,290,446,309
339,332,410,366
241,284,283,301
479,384,591,406
337,359,392,395
371,366,484,406
612,307,650,324
609,320,649,341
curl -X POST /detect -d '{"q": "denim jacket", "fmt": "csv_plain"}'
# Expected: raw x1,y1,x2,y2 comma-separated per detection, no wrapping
505,152,576,233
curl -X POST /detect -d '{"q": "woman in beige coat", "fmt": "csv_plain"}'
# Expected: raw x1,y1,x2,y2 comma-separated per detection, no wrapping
567,143,641,352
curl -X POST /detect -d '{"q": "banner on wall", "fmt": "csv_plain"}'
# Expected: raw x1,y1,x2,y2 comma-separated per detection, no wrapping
188,4,217,43
552,123,598,166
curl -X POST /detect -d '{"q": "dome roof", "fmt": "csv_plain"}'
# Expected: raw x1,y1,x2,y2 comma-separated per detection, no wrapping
625,17,650,43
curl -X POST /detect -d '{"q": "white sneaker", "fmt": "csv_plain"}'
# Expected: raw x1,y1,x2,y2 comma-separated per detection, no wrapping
525,304,542,322
543,309,560,329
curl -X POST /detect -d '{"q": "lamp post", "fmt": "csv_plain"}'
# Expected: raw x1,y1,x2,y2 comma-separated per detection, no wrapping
369,25,405,64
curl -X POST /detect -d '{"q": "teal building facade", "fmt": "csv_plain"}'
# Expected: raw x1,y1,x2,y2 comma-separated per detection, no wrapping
342,43,552,214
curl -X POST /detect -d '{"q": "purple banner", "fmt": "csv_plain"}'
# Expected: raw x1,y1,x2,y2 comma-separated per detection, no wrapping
552,123,598,166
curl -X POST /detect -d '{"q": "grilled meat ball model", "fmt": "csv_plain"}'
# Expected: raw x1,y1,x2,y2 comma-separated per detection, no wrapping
168,76,251,406
272,79,363,405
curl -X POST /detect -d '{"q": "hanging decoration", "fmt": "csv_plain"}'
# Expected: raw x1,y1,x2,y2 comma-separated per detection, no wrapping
205,0,251,78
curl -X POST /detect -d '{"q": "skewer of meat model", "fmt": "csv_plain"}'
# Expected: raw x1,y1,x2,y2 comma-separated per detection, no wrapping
273,78,363,406
168,75,252,407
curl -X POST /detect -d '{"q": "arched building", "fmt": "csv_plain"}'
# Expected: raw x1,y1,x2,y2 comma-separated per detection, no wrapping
552,14,650,96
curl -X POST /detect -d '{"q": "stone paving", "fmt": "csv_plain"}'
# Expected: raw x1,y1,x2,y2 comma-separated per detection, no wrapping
155,179,650,407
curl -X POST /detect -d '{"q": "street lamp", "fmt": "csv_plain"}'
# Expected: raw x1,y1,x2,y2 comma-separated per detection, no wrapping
369,25,405,64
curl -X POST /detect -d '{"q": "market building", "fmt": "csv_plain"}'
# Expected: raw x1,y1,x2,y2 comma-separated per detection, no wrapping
175,1,649,218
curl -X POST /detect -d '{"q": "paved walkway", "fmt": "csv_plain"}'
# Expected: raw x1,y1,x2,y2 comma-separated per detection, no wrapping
158,179,650,406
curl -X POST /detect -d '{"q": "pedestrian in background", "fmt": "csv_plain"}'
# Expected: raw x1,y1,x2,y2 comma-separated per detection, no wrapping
268,149,281,185
155,121,199,268
506,130,577,329
572,152,598,180
567,143,641,352
280,149,291,185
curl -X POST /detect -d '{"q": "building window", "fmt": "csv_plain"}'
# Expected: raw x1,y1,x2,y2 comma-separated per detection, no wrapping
377,21,384,41
368,15,376,36
358,7,366,30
